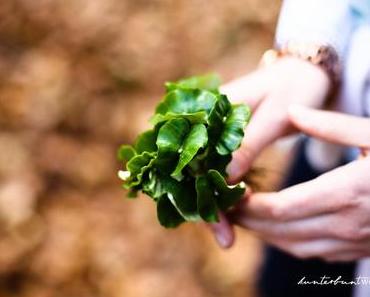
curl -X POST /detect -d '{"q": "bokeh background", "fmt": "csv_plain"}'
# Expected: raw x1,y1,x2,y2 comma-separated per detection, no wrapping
0,1,288,296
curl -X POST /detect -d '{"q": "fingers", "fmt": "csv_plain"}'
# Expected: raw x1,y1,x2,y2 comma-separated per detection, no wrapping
228,158,370,260
231,161,361,221
230,214,333,240
324,251,369,262
230,199,369,260
220,71,267,109
207,212,235,249
266,238,364,261
231,210,370,243
289,105,370,149
226,100,291,183
232,185,334,222
221,71,283,184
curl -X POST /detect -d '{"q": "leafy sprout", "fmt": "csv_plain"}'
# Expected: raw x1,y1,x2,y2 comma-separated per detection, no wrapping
118,74,251,228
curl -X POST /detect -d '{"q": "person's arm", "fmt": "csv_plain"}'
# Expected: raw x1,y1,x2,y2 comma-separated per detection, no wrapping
222,0,358,184
210,0,358,248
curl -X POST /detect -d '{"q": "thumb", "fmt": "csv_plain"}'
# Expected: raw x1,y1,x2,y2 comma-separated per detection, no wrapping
288,105,370,149
207,212,235,249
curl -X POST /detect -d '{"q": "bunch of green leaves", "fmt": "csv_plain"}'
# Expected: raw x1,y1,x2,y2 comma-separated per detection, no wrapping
118,74,251,228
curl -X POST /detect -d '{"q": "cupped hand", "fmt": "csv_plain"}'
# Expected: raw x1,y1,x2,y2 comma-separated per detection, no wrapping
229,106,370,261
222,57,330,183
209,57,330,248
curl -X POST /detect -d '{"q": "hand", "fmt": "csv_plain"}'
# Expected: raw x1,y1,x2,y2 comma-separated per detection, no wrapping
229,106,370,261
209,57,330,248
222,57,330,183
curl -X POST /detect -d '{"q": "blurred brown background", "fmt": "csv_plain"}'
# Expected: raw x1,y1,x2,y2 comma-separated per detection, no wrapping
0,1,284,296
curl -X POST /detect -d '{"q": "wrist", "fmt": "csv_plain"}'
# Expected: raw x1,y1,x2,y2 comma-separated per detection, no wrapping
270,56,331,106
261,42,340,85
260,41,340,104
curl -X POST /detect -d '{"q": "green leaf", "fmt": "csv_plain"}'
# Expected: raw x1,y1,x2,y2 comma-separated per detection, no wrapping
161,177,199,221
195,176,218,222
207,169,245,211
155,118,190,173
117,145,136,162
142,171,166,200
165,73,221,93
171,124,208,181
204,150,232,176
155,89,218,116
150,111,208,126
127,152,154,177
135,130,157,154
117,73,251,228
208,94,231,142
143,173,200,221
156,118,190,154
157,195,185,228
216,104,251,155
126,152,156,187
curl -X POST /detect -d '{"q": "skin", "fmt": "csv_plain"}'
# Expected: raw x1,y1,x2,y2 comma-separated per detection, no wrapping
209,57,370,262
231,107,370,262
209,56,330,248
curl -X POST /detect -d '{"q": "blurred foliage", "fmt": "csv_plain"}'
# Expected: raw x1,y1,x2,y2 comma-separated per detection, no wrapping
0,0,280,296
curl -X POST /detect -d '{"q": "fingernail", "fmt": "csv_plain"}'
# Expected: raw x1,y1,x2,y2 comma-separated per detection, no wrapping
215,232,229,248
209,221,232,249
226,160,240,181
